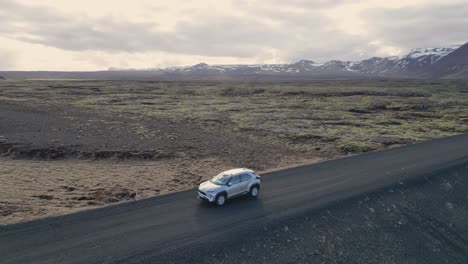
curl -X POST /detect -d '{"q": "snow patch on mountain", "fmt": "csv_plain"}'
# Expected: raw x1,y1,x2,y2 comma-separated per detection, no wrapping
107,45,462,77
407,46,460,60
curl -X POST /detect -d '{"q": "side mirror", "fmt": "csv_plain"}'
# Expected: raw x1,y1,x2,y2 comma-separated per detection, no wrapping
227,183,232,186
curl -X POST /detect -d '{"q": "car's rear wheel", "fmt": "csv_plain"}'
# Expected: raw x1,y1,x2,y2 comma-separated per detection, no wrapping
215,193,226,206
250,186,259,198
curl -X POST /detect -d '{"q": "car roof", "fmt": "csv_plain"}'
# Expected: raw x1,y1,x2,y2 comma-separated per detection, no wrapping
220,168,253,177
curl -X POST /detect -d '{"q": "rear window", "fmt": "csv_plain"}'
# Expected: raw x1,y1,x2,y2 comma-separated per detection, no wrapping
240,174,252,182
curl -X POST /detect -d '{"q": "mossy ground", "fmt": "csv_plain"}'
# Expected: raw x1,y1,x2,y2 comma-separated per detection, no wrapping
1,79,468,224
1,79,467,154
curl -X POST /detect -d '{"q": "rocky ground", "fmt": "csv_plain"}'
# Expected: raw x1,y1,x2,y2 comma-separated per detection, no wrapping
157,163,468,264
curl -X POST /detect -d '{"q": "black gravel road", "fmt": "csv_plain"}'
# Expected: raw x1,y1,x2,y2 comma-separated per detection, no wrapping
1,134,468,264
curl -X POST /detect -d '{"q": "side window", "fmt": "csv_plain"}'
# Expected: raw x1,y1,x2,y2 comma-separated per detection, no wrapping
240,174,251,182
229,175,240,185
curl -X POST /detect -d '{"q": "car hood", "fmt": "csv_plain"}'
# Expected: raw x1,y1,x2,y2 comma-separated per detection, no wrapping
199,181,224,192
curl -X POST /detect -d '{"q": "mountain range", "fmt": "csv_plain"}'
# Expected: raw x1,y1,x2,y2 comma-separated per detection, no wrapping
1,43,467,80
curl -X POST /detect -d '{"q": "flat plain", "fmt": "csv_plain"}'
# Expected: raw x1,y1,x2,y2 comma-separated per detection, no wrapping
1,79,468,224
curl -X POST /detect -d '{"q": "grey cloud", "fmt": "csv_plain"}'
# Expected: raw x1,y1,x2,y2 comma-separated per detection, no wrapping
272,0,348,9
2,0,466,68
289,38,377,62
239,0,348,10
0,0,364,61
172,17,283,57
0,1,170,52
0,0,280,57
179,4,369,61
232,5,378,62
364,4,468,49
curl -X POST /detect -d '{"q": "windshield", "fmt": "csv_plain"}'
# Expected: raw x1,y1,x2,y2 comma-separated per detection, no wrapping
210,173,230,185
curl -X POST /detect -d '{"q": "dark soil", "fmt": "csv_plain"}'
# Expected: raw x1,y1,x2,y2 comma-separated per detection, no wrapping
0,101,318,170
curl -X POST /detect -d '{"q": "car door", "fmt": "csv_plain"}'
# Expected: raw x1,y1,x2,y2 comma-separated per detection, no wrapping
239,173,252,193
226,175,242,198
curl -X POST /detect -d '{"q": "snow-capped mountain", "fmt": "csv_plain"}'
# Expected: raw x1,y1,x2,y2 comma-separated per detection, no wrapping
160,61,328,75
405,46,459,62
424,43,468,79
332,46,461,77
107,44,464,79
2,45,465,80
389,46,460,75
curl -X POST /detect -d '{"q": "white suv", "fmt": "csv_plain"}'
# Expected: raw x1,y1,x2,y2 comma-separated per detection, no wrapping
198,168,261,206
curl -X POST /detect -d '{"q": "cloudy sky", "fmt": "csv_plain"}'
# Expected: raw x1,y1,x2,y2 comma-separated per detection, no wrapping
0,0,467,71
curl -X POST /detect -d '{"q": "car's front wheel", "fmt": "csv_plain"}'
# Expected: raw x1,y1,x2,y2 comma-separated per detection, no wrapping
215,193,226,206
250,185,259,198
